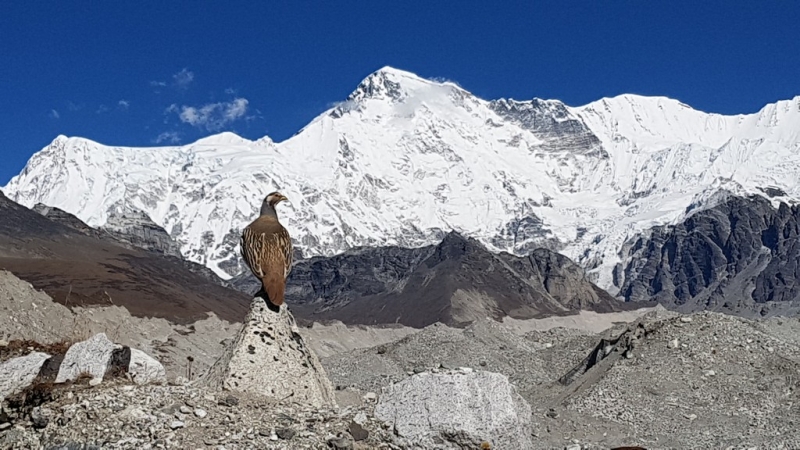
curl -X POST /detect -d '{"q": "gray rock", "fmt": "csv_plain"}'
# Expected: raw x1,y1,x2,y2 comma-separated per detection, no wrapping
127,348,166,385
375,370,533,449
30,406,52,429
489,98,604,157
101,205,182,258
217,395,239,407
198,298,336,408
0,352,50,401
617,194,800,318
348,421,368,441
275,427,296,440
251,231,622,328
56,333,119,383
326,432,354,450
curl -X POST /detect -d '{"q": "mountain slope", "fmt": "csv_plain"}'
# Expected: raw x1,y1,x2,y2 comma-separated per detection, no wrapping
4,67,800,298
232,232,630,328
0,191,250,323
617,193,800,317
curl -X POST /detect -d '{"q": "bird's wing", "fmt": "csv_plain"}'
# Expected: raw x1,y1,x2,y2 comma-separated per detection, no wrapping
279,226,293,279
240,227,265,278
241,220,292,305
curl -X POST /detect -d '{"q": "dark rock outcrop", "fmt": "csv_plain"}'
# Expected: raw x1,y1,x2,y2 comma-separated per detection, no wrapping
489,98,606,156
616,194,800,317
101,207,182,258
234,232,628,328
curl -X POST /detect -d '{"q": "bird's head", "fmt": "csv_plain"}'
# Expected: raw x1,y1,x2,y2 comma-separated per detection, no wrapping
264,191,289,207
260,191,289,217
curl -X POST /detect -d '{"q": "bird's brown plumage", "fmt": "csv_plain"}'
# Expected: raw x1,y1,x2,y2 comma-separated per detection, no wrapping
240,193,293,306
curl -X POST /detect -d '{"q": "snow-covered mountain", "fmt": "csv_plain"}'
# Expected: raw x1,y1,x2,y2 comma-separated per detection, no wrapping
4,67,800,295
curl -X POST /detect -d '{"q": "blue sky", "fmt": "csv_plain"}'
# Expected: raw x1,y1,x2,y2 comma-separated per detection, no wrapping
2,1,799,185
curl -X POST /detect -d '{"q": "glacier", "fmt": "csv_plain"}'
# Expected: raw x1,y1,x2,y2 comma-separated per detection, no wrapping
4,66,800,295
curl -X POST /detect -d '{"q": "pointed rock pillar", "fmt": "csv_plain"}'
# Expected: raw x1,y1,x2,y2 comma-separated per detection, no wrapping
199,298,336,408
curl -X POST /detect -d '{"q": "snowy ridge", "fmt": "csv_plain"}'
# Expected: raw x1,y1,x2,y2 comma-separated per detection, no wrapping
4,67,800,294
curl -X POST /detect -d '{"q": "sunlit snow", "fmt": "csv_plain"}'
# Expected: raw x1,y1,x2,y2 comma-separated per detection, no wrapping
4,67,799,294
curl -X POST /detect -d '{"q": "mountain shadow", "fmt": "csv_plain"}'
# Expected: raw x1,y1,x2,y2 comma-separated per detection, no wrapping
0,191,250,324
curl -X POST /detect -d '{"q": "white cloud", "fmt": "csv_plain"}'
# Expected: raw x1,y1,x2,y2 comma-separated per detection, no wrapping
168,98,250,131
49,109,60,119
67,101,82,111
118,100,130,110
150,80,167,87
173,68,194,89
96,104,109,114
154,131,182,144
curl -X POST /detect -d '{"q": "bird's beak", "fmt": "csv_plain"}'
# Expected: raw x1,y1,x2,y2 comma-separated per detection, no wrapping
281,195,290,204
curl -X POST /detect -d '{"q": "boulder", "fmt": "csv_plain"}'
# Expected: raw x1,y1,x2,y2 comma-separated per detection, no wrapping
198,298,336,408
55,333,119,383
128,348,166,385
0,352,50,401
375,369,533,449
54,333,166,385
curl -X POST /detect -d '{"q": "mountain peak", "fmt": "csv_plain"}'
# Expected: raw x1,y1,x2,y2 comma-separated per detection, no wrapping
373,66,422,79
193,132,250,146
346,66,455,103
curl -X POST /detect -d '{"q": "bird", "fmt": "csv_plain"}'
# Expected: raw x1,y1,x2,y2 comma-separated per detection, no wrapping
240,191,293,307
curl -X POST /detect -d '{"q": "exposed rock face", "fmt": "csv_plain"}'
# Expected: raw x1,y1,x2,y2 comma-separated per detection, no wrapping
33,203,107,239
0,352,50,401
489,98,605,157
234,232,628,328
101,206,182,258
199,298,336,408
375,369,533,449
617,195,800,317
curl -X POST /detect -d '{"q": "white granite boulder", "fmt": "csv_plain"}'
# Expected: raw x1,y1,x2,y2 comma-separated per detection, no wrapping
375,369,533,449
128,348,167,385
55,333,119,383
54,333,166,385
0,352,51,401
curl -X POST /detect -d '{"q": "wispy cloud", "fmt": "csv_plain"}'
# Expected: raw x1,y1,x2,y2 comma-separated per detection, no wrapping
173,68,194,90
154,131,182,144
166,98,250,131
118,99,130,110
49,109,60,119
96,104,109,114
67,101,83,111
150,68,195,92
